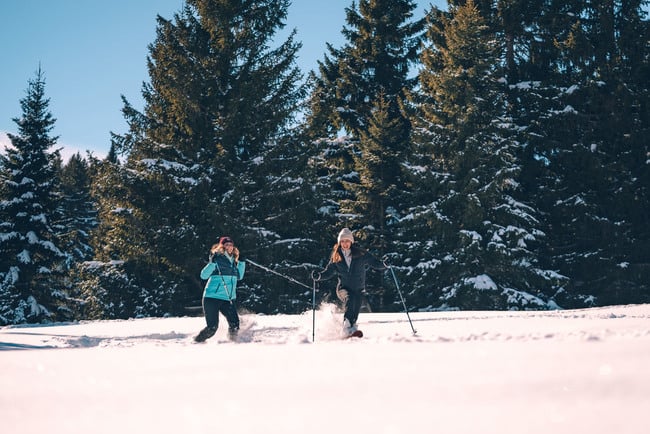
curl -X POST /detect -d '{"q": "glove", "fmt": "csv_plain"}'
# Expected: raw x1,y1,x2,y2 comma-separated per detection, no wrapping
382,260,390,269
208,252,214,263
311,270,321,281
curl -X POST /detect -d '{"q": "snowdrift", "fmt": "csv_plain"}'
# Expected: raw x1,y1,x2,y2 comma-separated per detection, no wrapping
2,303,649,434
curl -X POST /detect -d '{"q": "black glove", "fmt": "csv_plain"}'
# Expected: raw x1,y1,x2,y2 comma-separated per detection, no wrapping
208,252,214,263
311,270,321,281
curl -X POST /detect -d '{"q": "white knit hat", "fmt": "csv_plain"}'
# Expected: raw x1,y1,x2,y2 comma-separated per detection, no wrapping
337,228,354,244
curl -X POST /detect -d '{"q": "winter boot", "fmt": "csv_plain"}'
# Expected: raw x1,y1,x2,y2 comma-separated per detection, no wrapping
194,326,217,343
228,327,239,342
342,319,357,336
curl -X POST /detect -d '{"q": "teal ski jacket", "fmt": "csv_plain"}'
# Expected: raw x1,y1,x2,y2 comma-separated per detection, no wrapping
200,254,246,301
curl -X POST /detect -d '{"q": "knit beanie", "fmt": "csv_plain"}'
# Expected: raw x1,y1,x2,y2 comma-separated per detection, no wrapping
219,236,234,245
337,228,354,244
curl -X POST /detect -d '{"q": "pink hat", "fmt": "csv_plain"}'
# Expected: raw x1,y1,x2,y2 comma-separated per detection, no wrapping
219,236,234,245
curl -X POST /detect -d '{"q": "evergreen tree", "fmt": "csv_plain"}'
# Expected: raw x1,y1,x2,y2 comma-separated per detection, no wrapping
86,0,304,317
80,153,175,319
56,152,98,266
343,95,404,239
521,0,650,306
305,0,424,309
322,0,423,139
0,68,66,325
405,0,562,310
53,152,99,318
499,0,588,307
234,128,328,314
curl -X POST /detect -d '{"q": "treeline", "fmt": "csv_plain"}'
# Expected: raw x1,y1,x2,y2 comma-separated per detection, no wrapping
1,0,648,325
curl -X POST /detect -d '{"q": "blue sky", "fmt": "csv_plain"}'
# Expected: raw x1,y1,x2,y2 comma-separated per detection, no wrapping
0,0,442,160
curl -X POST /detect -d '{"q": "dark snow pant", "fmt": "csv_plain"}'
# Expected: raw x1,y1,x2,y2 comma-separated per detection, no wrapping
340,287,363,326
203,297,239,331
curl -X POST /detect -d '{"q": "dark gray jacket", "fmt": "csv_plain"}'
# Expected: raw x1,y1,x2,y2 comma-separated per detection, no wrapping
320,246,385,291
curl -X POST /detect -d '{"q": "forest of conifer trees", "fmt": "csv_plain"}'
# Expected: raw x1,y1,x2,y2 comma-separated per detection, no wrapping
1,0,648,325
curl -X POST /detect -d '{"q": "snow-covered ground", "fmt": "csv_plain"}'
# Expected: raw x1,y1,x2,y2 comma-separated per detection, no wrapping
2,303,649,434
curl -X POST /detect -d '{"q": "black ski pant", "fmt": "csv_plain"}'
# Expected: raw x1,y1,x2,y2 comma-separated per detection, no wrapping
203,297,239,331
342,288,363,326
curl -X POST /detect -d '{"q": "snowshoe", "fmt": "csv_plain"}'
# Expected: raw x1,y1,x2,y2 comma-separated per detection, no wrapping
346,330,363,339
194,327,216,343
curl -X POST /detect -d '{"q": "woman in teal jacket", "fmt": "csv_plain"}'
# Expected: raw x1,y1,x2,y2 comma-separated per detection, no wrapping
194,236,246,343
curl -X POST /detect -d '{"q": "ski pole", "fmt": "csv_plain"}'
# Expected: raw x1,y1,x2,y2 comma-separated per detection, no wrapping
312,277,317,342
247,258,317,341
246,259,312,290
388,266,417,335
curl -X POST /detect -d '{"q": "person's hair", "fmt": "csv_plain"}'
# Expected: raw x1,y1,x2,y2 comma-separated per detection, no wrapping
329,243,366,263
330,243,342,263
211,243,240,262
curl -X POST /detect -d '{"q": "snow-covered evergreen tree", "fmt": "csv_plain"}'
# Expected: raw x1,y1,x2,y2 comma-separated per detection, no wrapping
404,0,563,310
517,0,650,306
85,0,304,317
304,0,424,309
0,68,66,325
56,152,98,267
306,0,423,227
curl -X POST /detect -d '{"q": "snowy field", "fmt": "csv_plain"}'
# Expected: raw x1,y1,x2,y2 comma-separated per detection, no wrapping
1,303,649,434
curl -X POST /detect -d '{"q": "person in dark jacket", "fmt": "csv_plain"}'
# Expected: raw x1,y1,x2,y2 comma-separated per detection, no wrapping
312,228,387,335
194,236,246,343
